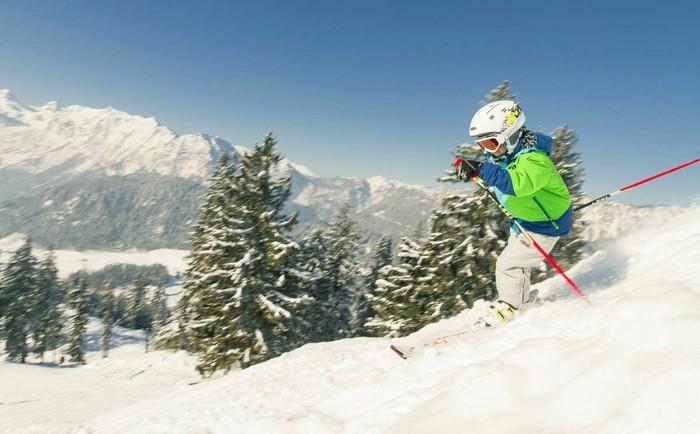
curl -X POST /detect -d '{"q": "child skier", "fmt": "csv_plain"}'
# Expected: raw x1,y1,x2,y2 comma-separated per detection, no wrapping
454,100,573,326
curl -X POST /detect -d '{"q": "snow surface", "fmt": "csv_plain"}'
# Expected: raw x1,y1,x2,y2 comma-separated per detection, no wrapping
3,202,700,433
0,319,200,433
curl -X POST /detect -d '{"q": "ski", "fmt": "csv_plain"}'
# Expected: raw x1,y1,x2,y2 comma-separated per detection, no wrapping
389,344,410,359
390,292,542,360
389,330,471,360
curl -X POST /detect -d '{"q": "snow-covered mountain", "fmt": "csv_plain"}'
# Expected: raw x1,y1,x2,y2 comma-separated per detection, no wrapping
0,88,314,189
4,202,699,433
0,88,237,180
0,89,445,249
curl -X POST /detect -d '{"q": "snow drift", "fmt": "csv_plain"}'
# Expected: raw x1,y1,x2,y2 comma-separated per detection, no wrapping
33,201,695,434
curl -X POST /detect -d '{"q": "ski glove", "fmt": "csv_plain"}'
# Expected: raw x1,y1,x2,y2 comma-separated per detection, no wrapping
453,157,483,181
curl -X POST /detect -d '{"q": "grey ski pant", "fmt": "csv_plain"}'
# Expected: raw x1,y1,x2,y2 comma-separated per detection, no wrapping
495,231,559,309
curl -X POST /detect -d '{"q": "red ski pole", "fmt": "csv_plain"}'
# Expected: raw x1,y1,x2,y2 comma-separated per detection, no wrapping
575,156,700,212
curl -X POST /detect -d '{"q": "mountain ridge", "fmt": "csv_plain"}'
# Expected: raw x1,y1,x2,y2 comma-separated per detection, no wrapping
0,89,446,249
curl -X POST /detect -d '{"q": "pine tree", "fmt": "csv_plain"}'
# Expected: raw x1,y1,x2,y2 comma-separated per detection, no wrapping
412,221,427,244
124,278,151,330
185,135,310,375
365,237,429,337
358,236,393,334
31,248,64,361
415,197,477,323
66,273,89,364
292,226,329,341
100,286,115,358
481,80,516,105
0,248,5,332
0,239,39,363
113,292,128,326
298,204,362,340
150,285,169,336
420,186,524,323
182,154,242,357
443,182,510,306
151,295,188,352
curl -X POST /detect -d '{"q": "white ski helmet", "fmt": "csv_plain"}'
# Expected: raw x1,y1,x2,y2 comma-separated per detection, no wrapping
469,100,526,155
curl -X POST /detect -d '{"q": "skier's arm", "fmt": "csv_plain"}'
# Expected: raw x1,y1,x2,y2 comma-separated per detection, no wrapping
478,162,516,194
479,154,552,197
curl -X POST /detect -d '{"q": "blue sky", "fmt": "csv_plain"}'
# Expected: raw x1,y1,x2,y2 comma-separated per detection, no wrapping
1,0,699,205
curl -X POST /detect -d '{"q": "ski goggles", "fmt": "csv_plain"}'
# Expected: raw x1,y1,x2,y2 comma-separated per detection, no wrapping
475,135,503,153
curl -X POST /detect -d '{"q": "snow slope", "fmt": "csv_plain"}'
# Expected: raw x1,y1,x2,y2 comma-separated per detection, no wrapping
0,320,200,433
17,202,690,433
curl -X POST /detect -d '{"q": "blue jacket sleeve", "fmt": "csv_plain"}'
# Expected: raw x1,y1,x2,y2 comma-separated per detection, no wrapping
479,162,515,195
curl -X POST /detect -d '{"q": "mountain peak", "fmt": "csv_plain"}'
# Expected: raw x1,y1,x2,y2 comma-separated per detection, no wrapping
0,88,29,116
0,88,15,100
0,88,234,179
39,101,59,111
366,175,419,193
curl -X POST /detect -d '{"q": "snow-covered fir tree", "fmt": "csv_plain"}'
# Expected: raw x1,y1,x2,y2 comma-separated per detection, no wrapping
150,285,169,336
151,296,189,352
481,80,515,105
415,194,496,322
0,239,38,363
358,236,393,334
365,237,430,337
298,204,363,340
416,203,462,311
183,153,245,370
113,292,128,327
124,278,151,330
180,153,239,351
439,191,507,300
31,248,64,361
411,221,427,244
66,273,89,364
184,134,310,375
365,191,505,335
100,286,115,358
0,262,4,333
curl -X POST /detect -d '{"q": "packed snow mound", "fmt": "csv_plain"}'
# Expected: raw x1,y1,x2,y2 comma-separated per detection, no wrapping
72,203,700,433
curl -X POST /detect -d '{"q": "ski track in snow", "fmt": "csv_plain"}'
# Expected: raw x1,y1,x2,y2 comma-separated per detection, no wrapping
3,204,700,433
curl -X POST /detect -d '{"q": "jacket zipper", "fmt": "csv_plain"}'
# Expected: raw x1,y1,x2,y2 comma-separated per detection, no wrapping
532,196,559,230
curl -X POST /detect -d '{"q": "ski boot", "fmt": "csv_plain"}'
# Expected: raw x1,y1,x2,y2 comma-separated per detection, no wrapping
472,299,519,329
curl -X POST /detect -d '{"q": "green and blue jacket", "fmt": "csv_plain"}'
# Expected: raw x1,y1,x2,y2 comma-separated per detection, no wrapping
478,132,573,237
